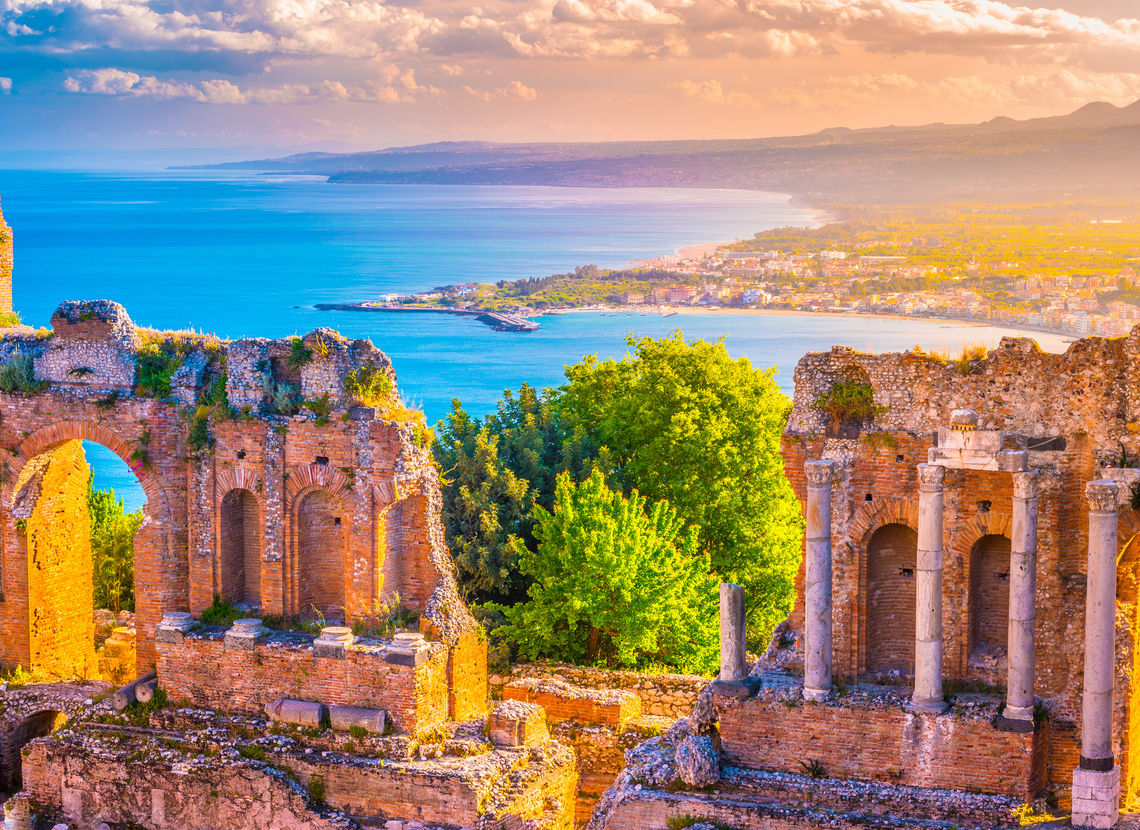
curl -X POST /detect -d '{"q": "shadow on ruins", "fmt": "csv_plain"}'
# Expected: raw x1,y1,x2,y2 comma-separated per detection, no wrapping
6,291,1140,828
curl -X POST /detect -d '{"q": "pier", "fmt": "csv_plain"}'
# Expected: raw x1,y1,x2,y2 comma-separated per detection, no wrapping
314,303,539,332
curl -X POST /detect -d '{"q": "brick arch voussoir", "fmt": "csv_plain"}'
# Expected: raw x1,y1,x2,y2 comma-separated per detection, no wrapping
216,467,264,506
10,420,171,523
284,463,351,509
950,511,1014,563
848,496,920,553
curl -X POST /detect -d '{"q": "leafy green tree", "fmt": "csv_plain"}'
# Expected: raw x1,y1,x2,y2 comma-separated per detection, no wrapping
88,480,143,613
558,332,804,644
498,470,718,674
433,384,602,604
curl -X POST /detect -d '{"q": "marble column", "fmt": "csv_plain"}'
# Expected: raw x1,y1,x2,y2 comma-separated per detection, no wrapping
1072,479,1121,830
910,463,949,714
719,582,747,685
1004,470,1038,724
803,459,835,701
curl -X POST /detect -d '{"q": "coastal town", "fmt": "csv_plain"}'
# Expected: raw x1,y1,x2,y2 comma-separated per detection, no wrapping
373,206,1140,339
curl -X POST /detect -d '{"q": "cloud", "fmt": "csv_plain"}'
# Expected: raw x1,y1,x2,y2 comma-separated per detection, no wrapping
10,0,1140,72
464,80,538,102
670,79,761,107
61,67,432,103
0,77,11,93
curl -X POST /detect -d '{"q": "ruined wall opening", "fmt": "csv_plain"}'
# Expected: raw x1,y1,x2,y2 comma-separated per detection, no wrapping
11,439,144,682
967,534,1011,665
2,710,65,792
297,489,346,622
865,523,918,676
219,488,261,608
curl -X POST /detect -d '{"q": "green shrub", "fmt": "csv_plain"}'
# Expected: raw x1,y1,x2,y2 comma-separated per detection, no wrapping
306,774,326,803
287,338,313,370
0,310,22,328
0,354,43,395
239,745,267,762
343,363,393,408
200,594,244,627
303,392,334,426
135,342,182,398
813,380,885,429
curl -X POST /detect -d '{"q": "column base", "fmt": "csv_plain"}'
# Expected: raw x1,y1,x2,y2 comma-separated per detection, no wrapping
906,696,951,715
802,685,830,702
1071,765,1120,829
994,703,1035,733
711,677,761,699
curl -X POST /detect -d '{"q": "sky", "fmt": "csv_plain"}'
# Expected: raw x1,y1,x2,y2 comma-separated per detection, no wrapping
1,0,1140,151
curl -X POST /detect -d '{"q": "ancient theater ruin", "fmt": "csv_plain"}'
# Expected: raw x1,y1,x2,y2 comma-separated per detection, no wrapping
0,299,578,829
589,333,1140,829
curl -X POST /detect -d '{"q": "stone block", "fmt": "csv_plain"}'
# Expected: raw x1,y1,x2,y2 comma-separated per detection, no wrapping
313,626,353,659
1071,766,1120,829
489,700,548,748
224,618,265,651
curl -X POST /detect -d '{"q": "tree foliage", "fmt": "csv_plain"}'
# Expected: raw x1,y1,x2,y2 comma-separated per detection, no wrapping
558,332,804,641
497,470,718,674
88,480,143,613
435,332,804,654
433,384,601,604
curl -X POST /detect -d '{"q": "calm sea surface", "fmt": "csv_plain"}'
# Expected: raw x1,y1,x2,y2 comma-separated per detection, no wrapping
0,169,1070,510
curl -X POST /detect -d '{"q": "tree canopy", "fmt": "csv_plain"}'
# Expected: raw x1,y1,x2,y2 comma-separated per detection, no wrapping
434,331,803,657
88,480,142,613
497,470,718,674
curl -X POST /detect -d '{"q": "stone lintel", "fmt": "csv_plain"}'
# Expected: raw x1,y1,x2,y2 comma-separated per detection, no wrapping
927,445,1027,472
384,648,429,667
936,425,1001,452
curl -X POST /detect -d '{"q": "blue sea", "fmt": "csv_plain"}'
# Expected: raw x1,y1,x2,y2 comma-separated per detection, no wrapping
0,169,1069,511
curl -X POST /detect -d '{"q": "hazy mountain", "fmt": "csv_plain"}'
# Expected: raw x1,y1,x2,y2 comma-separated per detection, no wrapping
193,101,1140,205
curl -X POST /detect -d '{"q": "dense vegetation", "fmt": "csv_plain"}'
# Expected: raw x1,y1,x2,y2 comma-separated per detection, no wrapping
88,480,143,613
496,471,719,674
434,332,802,672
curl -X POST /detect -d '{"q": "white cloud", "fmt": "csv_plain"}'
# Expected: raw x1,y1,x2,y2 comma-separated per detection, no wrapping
670,79,761,106
0,77,11,93
61,67,431,104
464,80,538,101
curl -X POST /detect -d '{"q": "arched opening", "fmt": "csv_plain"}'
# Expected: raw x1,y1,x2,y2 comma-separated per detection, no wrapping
297,489,346,622
2,710,66,791
220,488,261,608
968,534,1011,665
865,523,918,676
10,439,144,682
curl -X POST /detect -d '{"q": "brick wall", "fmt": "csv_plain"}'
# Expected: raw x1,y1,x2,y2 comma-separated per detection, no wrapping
156,629,449,734
504,679,641,727
447,629,489,721
0,203,11,315
0,299,478,685
21,440,97,679
716,690,1045,799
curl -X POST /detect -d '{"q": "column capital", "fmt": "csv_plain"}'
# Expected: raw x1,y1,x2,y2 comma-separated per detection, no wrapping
917,463,945,493
805,459,835,488
1085,480,1119,514
1012,470,1039,500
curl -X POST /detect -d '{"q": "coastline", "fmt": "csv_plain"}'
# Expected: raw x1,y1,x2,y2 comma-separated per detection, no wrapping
536,306,1082,348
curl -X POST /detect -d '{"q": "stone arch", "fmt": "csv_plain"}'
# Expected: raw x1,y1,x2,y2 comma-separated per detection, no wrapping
284,463,351,506
288,481,348,622
863,522,919,676
2,709,65,790
966,533,1012,662
218,488,262,608
216,467,263,503
4,420,180,675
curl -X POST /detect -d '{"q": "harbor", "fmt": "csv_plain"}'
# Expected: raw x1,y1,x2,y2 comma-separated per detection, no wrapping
314,302,540,332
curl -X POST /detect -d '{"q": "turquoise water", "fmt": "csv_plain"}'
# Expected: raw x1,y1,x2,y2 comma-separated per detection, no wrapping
0,169,1069,511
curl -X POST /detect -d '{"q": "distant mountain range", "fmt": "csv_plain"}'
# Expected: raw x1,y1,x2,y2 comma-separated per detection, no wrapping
194,101,1140,205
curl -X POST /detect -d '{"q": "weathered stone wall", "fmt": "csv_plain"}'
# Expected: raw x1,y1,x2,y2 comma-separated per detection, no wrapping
780,332,1140,797
0,682,107,793
21,739,355,830
0,300,478,683
715,680,1045,799
492,662,707,719
16,440,96,680
504,678,641,727
156,628,449,734
0,201,11,316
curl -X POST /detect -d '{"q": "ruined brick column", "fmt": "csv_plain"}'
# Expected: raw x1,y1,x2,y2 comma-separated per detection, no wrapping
1004,470,1038,725
1072,479,1121,829
803,459,834,702
909,463,949,714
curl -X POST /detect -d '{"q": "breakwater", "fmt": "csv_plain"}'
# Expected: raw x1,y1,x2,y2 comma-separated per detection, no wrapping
314,303,539,332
